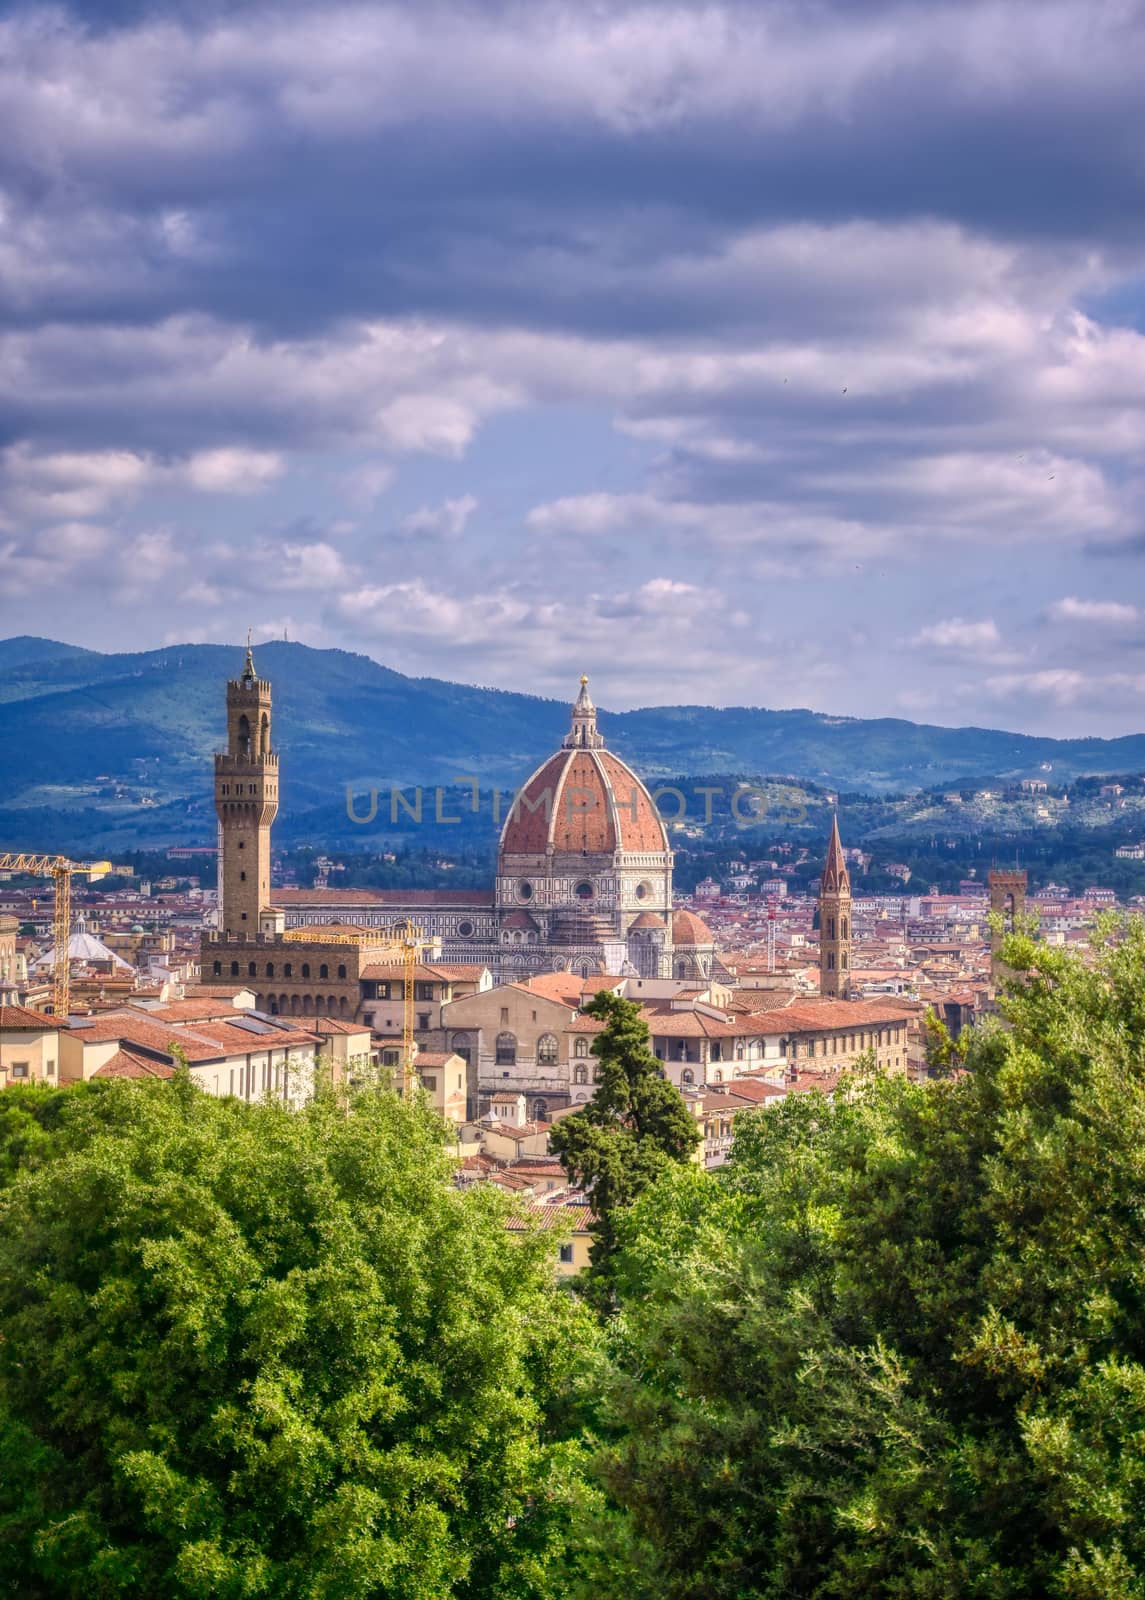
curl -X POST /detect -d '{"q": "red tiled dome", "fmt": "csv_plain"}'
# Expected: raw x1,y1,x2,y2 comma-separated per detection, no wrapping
499,686,669,860
672,909,714,946
629,910,667,930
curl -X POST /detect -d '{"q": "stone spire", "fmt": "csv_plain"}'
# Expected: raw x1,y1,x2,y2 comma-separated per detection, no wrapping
819,811,852,999
821,810,850,893
563,674,605,749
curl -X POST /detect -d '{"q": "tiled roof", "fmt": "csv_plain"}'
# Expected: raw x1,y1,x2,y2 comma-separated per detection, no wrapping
715,1078,787,1102
273,888,493,907
312,1017,370,1035
0,1004,61,1032
500,747,668,856
522,971,622,1007
483,1120,551,1140
758,999,916,1034
126,999,240,1023
673,909,714,945
92,1048,175,1080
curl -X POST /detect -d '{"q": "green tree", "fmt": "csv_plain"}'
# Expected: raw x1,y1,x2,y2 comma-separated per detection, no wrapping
549,991,699,1291
0,1076,595,1599
578,919,1145,1598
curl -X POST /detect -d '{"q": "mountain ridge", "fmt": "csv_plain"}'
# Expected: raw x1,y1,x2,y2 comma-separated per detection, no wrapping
3,637,1145,855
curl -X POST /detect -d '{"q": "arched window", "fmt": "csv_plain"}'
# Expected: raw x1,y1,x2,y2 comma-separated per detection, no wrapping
259,713,269,757
319,964,329,979
284,963,292,977
230,961,239,977
248,961,257,977
827,952,835,970
712,1069,723,1083
842,952,848,968
842,917,849,940
452,1032,472,1062
237,713,251,758
575,881,593,899
682,1068,694,1085
536,1033,558,1065
266,962,275,978
574,1065,588,1085
533,1100,548,1122
213,960,221,976
301,963,310,978
495,1032,517,1066
827,917,835,940
337,964,347,980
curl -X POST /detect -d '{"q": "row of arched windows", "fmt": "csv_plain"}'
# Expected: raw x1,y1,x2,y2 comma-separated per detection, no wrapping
213,959,348,980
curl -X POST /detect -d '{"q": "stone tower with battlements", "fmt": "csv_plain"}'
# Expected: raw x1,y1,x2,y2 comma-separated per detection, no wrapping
988,867,1027,980
819,812,852,999
214,643,278,939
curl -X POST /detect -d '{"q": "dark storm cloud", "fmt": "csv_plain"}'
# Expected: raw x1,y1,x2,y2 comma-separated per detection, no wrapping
2,0,1145,733
2,0,1145,343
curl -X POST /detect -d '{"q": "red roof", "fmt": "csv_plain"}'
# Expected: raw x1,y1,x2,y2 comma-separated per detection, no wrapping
92,1048,175,1080
500,746,668,857
672,909,714,945
274,888,492,907
0,1004,61,1033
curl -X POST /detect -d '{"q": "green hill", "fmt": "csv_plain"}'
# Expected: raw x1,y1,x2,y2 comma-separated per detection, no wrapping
2,636,1144,854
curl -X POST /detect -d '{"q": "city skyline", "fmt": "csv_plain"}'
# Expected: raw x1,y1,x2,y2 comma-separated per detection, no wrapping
3,0,1145,734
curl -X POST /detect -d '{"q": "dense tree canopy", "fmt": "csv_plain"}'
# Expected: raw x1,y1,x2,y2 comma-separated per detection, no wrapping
582,920,1145,1598
548,991,699,1288
0,1075,594,1600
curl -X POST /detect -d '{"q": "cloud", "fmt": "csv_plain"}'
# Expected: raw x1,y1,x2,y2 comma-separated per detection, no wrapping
4,0,1145,733
983,668,1145,708
400,494,478,539
913,618,1002,651
181,448,284,493
1046,596,1139,626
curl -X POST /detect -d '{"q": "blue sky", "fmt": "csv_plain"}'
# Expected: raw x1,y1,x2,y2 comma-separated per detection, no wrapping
2,0,1145,734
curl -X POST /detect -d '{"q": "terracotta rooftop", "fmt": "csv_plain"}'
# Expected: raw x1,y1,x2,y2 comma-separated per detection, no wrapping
92,1048,175,1080
0,1004,60,1032
672,909,714,946
274,888,493,907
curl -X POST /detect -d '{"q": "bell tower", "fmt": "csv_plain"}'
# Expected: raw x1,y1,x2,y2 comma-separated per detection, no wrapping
819,812,852,999
214,641,278,939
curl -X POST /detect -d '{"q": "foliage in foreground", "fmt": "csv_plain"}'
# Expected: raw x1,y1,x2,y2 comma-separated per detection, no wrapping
0,1076,596,1599
583,920,1145,1598
548,991,699,1292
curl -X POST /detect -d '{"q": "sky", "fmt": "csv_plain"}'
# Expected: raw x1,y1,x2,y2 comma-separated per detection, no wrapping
2,0,1145,735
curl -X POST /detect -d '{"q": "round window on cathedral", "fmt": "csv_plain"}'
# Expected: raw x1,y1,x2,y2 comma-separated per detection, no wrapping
517,881,533,901
574,880,593,900
634,881,651,901
457,920,474,937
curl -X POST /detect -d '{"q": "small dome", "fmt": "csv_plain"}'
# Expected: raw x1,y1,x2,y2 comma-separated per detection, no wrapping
501,908,540,931
672,909,714,946
629,911,666,930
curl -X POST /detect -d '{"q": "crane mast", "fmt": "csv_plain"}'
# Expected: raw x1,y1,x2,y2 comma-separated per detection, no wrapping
0,853,112,1017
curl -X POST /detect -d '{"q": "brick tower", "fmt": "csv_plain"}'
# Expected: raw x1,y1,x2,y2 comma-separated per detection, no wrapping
214,642,278,939
819,812,852,999
988,867,1026,980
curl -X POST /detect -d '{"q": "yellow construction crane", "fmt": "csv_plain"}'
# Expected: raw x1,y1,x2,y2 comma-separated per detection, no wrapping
281,917,428,1086
0,852,112,1017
